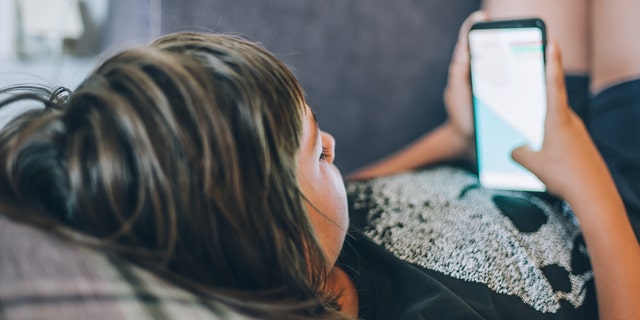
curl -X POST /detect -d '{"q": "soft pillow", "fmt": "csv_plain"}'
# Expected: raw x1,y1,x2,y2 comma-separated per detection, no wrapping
0,215,246,320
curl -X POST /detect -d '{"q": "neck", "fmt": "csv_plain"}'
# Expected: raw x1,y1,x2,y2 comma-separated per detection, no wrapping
327,266,358,317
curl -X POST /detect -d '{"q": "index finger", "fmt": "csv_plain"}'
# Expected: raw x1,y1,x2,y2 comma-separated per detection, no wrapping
453,11,489,59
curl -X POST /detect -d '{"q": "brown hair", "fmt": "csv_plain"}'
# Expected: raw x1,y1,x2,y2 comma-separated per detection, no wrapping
0,33,349,319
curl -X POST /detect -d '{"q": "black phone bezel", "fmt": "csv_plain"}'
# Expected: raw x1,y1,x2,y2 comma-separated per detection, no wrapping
467,18,548,193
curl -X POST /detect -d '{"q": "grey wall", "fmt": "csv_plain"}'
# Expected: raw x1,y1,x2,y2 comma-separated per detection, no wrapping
104,0,158,51
109,1,481,174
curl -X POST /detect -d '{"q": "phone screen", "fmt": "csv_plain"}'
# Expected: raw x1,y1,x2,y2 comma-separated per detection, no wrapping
469,21,547,191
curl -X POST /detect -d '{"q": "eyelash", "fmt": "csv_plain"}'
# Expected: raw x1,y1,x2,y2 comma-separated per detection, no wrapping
320,146,331,161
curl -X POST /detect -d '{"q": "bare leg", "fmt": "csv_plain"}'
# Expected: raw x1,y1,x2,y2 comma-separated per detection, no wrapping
483,0,590,75
588,0,640,242
590,0,640,92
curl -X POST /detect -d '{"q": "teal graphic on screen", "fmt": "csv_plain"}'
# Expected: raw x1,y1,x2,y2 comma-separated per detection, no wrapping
469,27,546,191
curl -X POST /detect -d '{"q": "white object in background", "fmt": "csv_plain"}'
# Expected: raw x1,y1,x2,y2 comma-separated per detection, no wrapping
83,0,108,30
0,0,16,58
16,0,84,58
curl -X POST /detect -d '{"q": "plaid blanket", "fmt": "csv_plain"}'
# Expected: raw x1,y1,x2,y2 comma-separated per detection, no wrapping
0,215,247,320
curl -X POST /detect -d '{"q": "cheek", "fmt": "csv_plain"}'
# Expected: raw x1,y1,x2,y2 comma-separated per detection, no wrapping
325,165,348,230
305,165,349,265
321,165,349,260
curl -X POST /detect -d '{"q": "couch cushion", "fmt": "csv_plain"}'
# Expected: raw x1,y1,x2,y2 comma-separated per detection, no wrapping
0,215,245,320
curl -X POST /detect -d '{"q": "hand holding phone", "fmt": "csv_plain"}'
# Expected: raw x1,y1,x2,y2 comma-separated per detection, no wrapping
468,18,547,192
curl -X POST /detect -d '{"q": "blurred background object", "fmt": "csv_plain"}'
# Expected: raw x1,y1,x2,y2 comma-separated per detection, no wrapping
0,0,110,89
0,0,110,127
1,0,482,173
12,0,109,58
15,0,84,58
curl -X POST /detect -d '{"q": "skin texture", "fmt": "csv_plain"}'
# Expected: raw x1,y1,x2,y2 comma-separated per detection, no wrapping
349,9,640,319
347,0,628,180
296,105,358,316
513,42,640,320
0,33,354,319
297,106,349,267
347,12,486,180
482,0,589,74
2,6,637,317
590,0,640,92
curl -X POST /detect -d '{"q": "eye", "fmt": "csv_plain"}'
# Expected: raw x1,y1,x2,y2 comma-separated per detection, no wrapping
320,146,331,161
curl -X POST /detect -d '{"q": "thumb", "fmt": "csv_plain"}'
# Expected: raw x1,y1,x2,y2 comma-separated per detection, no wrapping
511,144,540,173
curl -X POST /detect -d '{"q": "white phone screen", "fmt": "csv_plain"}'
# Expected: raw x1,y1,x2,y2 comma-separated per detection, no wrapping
469,27,546,191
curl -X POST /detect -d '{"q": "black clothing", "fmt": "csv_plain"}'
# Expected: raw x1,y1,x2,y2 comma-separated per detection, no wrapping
344,166,597,319
340,76,640,319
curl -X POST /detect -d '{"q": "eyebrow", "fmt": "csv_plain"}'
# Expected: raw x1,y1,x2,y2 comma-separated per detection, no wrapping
310,109,320,139
306,107,320,151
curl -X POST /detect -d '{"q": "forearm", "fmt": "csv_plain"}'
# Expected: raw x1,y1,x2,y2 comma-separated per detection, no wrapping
565,175,640,320
348,11,482,181
347,122,472,180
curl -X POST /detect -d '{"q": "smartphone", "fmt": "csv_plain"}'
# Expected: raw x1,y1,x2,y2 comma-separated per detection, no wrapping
468,18,547,192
